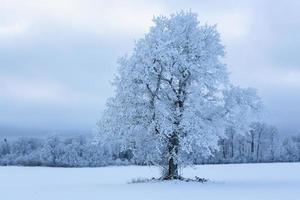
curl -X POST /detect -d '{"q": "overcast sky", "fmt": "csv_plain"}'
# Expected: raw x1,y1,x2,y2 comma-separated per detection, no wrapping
1,0,300,137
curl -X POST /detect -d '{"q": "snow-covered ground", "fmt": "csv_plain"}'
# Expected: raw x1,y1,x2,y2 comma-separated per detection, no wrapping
0,163,299,200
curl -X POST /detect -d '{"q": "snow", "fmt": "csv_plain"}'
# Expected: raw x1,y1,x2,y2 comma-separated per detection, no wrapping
0,163,299,200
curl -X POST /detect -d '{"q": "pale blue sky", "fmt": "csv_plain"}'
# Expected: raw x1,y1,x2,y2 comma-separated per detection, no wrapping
1,0,300,137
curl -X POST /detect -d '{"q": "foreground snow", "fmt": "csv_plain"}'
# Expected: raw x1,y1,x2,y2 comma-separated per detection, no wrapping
0,163,299,200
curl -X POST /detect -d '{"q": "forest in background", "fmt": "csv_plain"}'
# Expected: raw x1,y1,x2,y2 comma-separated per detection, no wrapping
0,122,299,167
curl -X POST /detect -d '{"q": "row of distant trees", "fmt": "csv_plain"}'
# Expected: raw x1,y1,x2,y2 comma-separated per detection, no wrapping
0,135,121,167
197,122,300,164
0,122,299,167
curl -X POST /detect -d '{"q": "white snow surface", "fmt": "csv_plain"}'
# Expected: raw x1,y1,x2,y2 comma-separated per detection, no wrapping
0,163,299,200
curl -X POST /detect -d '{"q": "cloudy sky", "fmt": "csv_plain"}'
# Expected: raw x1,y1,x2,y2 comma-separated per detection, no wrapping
1,0,300,137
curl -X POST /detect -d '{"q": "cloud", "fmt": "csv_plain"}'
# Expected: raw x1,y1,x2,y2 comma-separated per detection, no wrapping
1,0,300,134
0,0,253,41
0,0,165,37
0,76,69,103
283,70,300,88
213,12,252,42
0,23,25,36
0,75,102,105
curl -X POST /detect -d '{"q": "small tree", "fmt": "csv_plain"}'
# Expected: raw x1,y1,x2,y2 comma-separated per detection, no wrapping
98,11,262,179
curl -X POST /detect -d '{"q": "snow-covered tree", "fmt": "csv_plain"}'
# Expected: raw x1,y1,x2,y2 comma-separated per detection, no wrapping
212,122,280,163
0,139,10,157
280,133,300,162
101,11,262,179
40,136,65,166
247,122,278,162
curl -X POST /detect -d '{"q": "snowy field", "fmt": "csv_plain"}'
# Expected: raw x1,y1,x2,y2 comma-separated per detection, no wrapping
0,163,299,200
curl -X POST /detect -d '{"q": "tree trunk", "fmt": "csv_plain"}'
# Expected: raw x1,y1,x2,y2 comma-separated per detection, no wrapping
250,131,255,154
256,131,262,162
230,132,234,158
163,78,186,180
220,139,226,159
165,133,179,179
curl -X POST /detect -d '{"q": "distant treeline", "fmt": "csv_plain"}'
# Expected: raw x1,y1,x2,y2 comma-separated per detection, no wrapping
0,122,299,167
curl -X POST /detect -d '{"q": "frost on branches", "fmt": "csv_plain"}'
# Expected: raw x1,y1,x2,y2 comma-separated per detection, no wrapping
97,11,262,179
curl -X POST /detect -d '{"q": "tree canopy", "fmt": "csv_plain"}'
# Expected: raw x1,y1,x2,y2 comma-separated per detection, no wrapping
98,11,262,179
